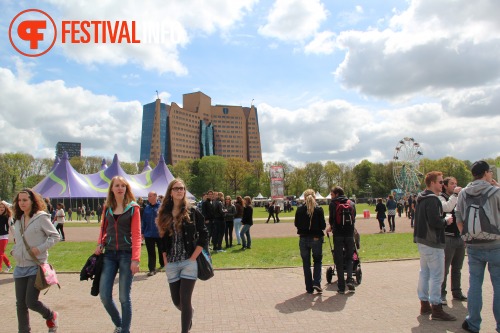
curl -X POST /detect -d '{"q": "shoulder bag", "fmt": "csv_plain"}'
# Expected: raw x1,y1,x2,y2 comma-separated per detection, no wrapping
20,220,60,291
191,207,214,281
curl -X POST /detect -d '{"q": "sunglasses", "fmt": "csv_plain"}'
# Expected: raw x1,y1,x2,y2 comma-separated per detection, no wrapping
172,186,185,192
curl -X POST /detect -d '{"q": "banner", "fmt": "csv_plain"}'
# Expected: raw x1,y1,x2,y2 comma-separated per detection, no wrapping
270,166,284,199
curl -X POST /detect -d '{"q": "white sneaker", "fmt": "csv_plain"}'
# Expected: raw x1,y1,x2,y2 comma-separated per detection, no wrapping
441,297,447,306
113,328,122,333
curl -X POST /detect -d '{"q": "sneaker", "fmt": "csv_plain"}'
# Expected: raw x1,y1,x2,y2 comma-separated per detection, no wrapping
6,265,12,272
462,320,479,333
46,311,58,332
441,296,448,305
347,279,356,292
113,327,122,333
313,285,323,293
246,246,251,249
337,289,345,295
147,271,156,276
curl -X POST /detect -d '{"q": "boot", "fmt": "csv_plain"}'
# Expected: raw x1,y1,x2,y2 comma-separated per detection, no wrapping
420,300,431,315
431,304,457,321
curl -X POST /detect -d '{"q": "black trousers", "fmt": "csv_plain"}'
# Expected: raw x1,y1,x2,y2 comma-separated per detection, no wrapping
213,219,226,250
15,274,53,333
145,237,164,272
224,220,234,247
334,235,355,291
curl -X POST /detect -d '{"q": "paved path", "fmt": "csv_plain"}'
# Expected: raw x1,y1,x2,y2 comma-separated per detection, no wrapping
2,214,496,332
0,260,495,332
57,215,416,243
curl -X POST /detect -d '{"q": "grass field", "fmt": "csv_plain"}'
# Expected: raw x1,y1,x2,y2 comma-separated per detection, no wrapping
4,232,418,272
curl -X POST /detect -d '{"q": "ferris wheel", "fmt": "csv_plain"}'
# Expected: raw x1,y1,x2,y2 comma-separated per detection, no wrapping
393,137,424,194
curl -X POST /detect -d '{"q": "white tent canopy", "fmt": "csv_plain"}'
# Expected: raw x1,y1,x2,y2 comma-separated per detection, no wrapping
255,193,265,199
315,191,325,199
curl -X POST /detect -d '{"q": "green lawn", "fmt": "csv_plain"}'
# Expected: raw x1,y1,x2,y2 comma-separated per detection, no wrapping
4,232,418,272
253,203,377,219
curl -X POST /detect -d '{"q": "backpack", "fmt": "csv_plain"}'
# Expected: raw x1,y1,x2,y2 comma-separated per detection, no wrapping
335,200,354,226
461,186,500,243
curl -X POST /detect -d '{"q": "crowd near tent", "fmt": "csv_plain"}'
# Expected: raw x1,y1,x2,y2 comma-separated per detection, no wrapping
33,152,195,210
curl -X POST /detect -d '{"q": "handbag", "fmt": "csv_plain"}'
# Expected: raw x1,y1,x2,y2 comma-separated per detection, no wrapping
20,219,60,291
191,207,214,281
196,248,214,281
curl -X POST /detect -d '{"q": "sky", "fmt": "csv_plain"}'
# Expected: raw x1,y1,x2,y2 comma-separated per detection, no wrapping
1,0,499,166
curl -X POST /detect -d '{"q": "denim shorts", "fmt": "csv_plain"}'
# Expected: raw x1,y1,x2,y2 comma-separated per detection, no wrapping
165,259,198,283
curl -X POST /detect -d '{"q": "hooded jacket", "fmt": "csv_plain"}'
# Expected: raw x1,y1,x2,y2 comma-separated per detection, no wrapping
329,195,356,236
456,179,500,249
413,190,446,249
12,211,60,267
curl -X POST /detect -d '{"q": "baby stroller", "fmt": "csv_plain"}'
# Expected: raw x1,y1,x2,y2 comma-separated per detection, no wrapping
325,229,362,285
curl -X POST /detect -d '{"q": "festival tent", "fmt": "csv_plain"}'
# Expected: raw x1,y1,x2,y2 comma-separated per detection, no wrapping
141,160,152,173
255,193,265,199
33,152,195,202
100,158,108,170
315,191,325,200
33,152,103,198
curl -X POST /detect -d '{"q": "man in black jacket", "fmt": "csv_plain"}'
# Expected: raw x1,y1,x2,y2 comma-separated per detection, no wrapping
414,171,456,321
328,186,356,294
202,191,215,246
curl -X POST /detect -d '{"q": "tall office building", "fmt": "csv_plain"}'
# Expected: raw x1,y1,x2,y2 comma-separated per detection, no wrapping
55,142,81,158
140,100,168,164
140,91,262,165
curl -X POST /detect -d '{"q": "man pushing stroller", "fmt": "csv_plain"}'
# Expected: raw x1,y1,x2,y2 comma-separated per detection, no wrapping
327,186,356,294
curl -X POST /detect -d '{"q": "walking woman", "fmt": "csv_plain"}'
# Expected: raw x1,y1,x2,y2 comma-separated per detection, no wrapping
386,195,397,232
95,176,141,333
157,178,208,333
54,203,66,241
224,196,236,248
240,196,253,250
233,196,244,246
0,200,13,273
375,198,387,233
294,189,326,294
11,189,60,332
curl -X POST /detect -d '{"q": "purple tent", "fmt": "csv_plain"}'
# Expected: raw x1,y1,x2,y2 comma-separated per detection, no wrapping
33,153,196,200
33,152,102,198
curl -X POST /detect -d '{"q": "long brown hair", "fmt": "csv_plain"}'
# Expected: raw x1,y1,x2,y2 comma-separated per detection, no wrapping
104,176,136,211
156,178,191,237
13,188,47,220
0,201,13,218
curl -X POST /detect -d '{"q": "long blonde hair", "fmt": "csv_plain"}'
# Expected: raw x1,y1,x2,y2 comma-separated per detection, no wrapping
156,178,190,237
303,189,316,216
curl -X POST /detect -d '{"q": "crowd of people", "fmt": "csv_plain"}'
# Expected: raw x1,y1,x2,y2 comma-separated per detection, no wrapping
2,159,500,333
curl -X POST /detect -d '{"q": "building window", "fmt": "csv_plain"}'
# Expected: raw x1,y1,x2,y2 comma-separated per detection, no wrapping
223,107,229,114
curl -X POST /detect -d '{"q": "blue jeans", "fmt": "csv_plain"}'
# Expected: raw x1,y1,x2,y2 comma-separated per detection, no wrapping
417,243,444,305
166,259,198,283
233,218,242,244
99,251,134,333
465,246,500,333
299,236,323,293
240,224,252,248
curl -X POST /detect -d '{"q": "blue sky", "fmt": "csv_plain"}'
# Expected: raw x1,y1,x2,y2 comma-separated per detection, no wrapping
1,0,499,165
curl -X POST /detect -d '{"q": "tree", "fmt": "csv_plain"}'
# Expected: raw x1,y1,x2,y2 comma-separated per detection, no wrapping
287,167,306,197
224,158,253,196
197,156,227,193
121,162,138,175
324,161,341,189
172,159,194,188
303,162,324,192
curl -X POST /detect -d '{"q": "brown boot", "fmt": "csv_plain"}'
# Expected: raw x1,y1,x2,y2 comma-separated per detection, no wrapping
420,300,431,315
431,304,457,321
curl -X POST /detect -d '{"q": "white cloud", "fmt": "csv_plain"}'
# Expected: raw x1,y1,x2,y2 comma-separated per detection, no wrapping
258,0,328,42
44,0,257,74
304,30,337,55
334,0,500,100
0,62,142,161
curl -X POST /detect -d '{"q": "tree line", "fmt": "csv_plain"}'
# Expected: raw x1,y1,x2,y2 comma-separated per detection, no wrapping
0,152,498,202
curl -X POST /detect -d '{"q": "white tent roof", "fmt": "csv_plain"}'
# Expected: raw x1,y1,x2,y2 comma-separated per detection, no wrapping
255,193,265,198
325,193,332,199
315,191,325,199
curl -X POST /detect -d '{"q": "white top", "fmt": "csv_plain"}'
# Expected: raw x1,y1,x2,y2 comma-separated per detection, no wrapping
56,208,65,223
